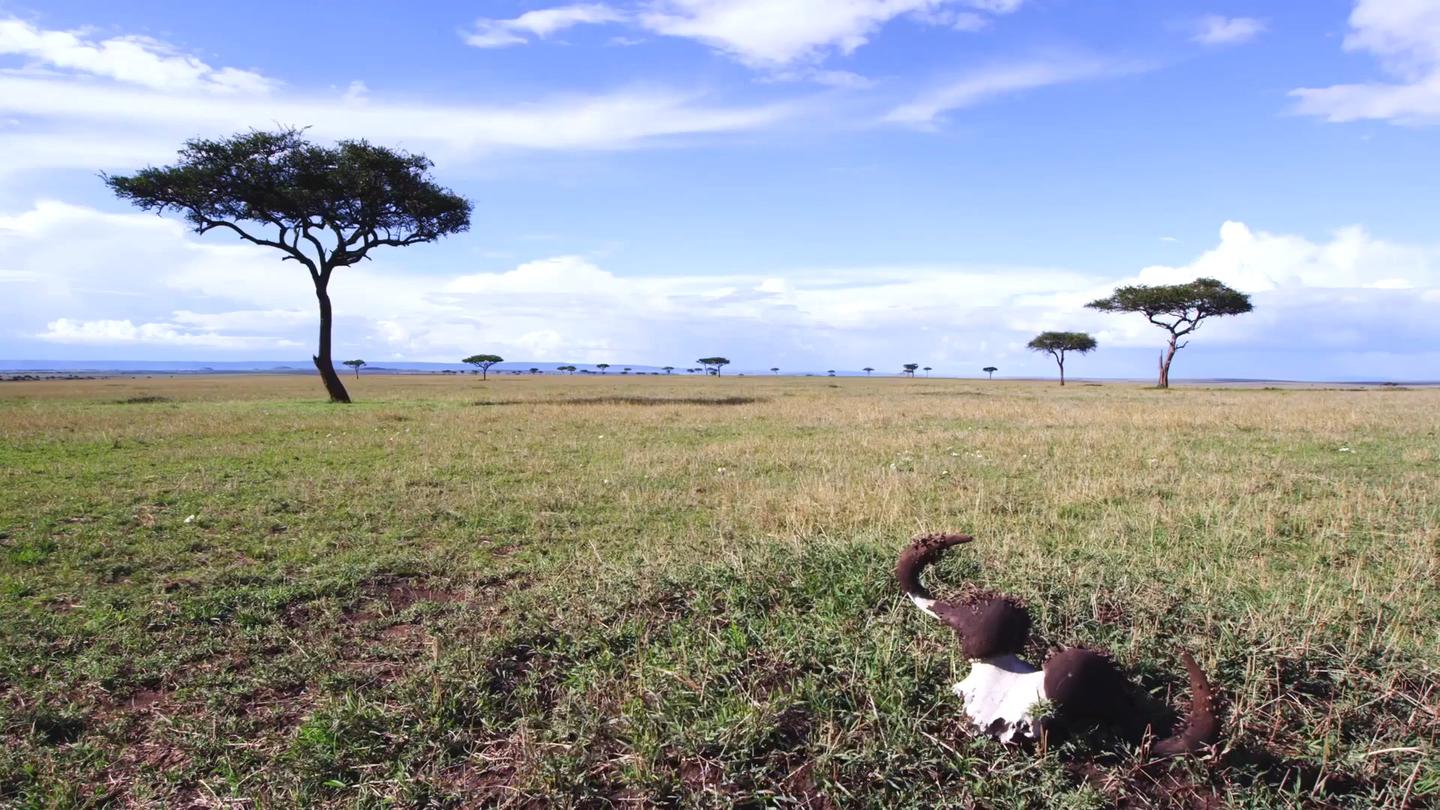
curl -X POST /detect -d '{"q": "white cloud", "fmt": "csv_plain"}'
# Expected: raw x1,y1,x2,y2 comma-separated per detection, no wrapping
1191,15,1266,46
0,72,801,173
883,57,1119,127
466,2,1027,70
464,4,626,48
4,201,1438,380
0,17,272,93
1292,0,1440,124
38,317,300,349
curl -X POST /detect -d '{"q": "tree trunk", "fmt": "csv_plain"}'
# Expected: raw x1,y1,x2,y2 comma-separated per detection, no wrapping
1158,336,1178,389
1058,355,1066,386
313,283,351,403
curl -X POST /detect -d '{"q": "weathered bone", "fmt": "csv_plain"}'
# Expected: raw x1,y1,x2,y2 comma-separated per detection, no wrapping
951,654,1048,744
897,532,1219,754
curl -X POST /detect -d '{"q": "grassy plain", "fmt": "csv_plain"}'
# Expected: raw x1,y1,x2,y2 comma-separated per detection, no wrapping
0,373,1436,808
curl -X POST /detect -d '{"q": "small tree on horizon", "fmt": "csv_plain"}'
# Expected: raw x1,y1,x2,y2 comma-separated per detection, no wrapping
557,365,577,375
863,367,874,376
663,366,675,374
771,367,780,375
1087,277,1253,389
462,354,503,380
923,366,932,377
698,357,730,376
342,359,366,379
902,363,919,377
983,366,998,380
1027,332,1096,386
596,363,610,374
105,128,471,403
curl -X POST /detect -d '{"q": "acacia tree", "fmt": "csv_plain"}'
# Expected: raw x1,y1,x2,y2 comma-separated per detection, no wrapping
463,354,503,380
902,363,919,377
863,367,874,376
771,367,780,375
983,366,998,380
105,128,470,403
596,363,610,374
343,359,366,379
923,366,932,377
1087,277,1252,388
1027,332,1096,386
662,366,675,375
698,357,730,376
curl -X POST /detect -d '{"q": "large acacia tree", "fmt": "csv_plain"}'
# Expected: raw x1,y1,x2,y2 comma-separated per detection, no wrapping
1027,331,1096,386
698,357,730,376
1087,277,1252,389
105,128,472,403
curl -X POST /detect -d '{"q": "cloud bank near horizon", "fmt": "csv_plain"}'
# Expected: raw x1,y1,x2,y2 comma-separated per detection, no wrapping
2,201,1437,380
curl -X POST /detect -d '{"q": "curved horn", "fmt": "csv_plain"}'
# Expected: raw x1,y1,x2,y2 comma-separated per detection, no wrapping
896,533,974,611
1151,651,1220,757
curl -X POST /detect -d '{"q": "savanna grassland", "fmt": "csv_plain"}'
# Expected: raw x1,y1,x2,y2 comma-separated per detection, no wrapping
1,374,1436,808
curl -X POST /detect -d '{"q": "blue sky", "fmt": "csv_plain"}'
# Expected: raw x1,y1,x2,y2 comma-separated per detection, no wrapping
2,0,1439,379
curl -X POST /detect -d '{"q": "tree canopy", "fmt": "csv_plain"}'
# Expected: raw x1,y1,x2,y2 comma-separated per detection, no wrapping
1087,277,1252,387
1027,332,1097,386
104,128,471,403
698,357,730,375
463,354,503,380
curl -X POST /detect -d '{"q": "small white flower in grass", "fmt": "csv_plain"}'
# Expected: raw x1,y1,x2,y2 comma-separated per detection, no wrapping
940,470,950,477
1338,446,1353,453
184,514,196,524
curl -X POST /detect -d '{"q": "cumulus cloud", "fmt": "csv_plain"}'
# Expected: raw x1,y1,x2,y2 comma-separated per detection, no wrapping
3,201,1438,380
1190,15,1266,46
0,18,272,93
1292,0,1440,124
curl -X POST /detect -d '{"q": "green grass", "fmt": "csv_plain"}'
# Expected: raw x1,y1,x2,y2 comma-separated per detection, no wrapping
1,374,1437,807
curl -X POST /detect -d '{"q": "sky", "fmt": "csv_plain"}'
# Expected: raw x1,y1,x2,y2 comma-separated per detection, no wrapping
1,0,1439,379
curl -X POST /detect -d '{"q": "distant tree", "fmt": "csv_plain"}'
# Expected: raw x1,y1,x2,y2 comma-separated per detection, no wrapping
623,367,632,374
529,368,541,374
771,367,780,375
1087,277,1253,389
902,363,919,377
342,359,366,379
105,128,470,403
983,366,998,380
462,354,503,380
923,366,932,377
596,363,610,374
1027,332,1096,386
557,365,576,375
827,370,836,376
663,366,675,374
863,367,874,376
698,357,730,376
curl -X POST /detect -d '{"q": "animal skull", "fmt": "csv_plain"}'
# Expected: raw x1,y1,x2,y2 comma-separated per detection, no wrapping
898,533,1219,755
952,654,1048,743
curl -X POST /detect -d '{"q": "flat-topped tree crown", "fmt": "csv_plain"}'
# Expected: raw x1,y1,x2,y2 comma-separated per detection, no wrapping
1087,277,1252,388
1027,331,1096,386
698,357,730,375
104,128,471,403
462,354,503,380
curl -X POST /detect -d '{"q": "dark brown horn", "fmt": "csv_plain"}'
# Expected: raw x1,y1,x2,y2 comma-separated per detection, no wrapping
1151,651,1220,757
895,532,973,601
